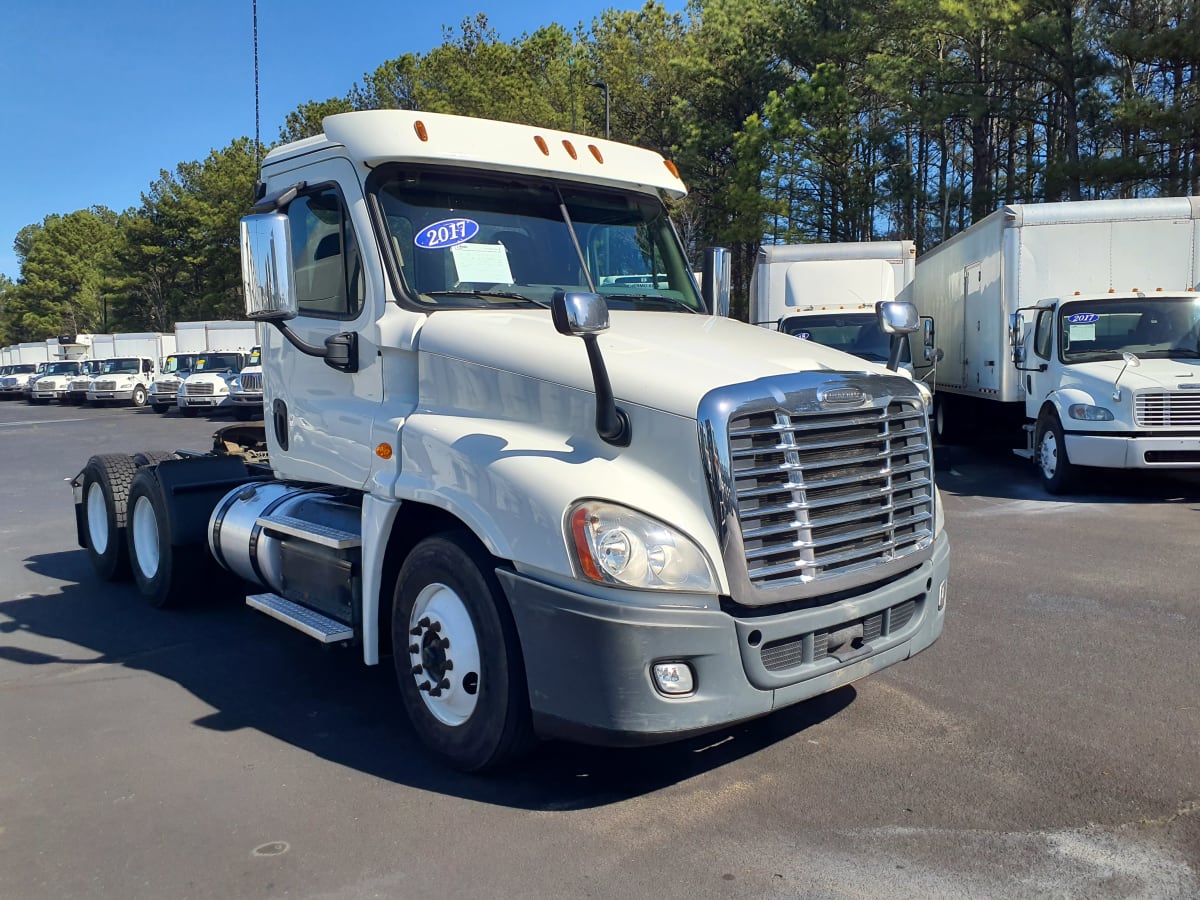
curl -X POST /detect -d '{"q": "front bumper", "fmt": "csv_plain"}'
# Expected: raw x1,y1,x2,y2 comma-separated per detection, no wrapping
1065,432,1200,468
179,394,231,409
32,387,66,400
228,392,264,407
88,389,134,402
501,532,949,745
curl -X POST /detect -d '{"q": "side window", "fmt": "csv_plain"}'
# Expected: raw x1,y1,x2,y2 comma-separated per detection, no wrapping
288,187,364,319
1034,309,1054,359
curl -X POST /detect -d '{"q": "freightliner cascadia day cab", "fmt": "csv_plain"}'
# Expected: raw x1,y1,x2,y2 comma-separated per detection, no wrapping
73,111,949,771
912,197,1200,493
750,241,928,375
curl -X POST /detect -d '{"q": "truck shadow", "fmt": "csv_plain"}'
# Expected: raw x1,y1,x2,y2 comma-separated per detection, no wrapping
5,549,854,811
936,440,1200,506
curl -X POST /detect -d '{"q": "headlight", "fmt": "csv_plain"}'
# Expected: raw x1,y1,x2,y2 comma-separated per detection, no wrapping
567,501,716,592
1068,404,1114,421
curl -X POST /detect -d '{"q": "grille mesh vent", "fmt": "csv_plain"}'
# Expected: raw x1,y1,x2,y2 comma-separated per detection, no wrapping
1135,392,1200,427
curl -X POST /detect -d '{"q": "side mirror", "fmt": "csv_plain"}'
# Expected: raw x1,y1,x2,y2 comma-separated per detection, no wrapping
877,300,919,372
701,247,732,317
921,316,935,348
240,213,298,321
551,291,610,336
1007,312,1024,348
551,291,629,447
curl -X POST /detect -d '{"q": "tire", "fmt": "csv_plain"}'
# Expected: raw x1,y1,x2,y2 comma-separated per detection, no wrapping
234,406,252,421
126,469,206,608
932,394,956,444
180,406,197,418
391,531,533,772
1035,411,1077,495
131,385,148,408
133,450,177,468
151,403,169,414
81,454,138,581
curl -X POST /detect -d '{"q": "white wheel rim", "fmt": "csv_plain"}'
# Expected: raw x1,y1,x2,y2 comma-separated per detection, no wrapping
1039,430,1059,480
131,495,160,580
87,483,109,554
408,582,481,727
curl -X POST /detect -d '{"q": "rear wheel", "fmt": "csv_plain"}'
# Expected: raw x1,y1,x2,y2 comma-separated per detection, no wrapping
81,454,138,581
392,532,533,771
127,469,204,608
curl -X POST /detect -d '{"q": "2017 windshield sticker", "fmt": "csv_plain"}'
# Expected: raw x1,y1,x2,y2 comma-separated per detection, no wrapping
414,218,480,250
794,331,812,340
1067,313,1099,324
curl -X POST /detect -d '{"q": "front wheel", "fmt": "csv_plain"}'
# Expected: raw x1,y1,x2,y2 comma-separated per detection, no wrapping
391,532,533,772
131,385,148,407
1035,412,1077,495
81,454,138,581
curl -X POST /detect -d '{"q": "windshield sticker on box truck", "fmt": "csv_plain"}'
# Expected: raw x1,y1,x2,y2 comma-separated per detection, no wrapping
1067,313,1099,324
794,331,812,340
414,218,480,250
450,243,514,284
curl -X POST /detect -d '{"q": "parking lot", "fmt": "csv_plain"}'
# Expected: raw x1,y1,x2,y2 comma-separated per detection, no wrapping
1,400,1197,898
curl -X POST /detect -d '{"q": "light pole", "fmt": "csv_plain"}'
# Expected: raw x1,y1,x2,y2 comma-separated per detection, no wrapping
589,81,610,140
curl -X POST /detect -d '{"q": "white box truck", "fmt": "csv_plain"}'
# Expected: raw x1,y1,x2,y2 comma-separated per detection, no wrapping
72,110,948,771
86,333,174,407
176,321,259,416
66,335,115,404
749,241,926,373
152,321,257,413
0,343,52,398
912,197,1200,493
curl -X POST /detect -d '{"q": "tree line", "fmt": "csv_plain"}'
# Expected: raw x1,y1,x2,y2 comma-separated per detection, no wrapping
2,0,1195,342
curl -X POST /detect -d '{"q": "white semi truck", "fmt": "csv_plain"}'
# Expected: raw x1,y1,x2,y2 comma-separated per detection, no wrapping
73,110,948,771
750,241,927,373
912,197,1200,493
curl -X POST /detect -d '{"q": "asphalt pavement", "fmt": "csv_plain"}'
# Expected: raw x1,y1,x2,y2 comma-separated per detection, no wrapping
1,399,1197,898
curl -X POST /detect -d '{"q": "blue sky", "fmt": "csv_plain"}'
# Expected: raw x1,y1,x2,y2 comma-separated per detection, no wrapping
0,0,683,281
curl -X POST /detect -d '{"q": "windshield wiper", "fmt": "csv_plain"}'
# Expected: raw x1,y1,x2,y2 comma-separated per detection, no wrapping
426,289,548,308
598,292,697,313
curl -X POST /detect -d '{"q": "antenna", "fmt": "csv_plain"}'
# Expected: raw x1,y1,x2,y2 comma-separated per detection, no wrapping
253,0,261,173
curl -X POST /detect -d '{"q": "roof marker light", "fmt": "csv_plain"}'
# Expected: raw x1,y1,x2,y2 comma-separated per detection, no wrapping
414,121,428,142
534,135,550,156
562,140,578,160
664,159,681,179
588,144,604,164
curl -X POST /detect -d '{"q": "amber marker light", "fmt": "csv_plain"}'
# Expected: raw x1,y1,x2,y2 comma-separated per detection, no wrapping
569,507,603,581
588,144,604,163
414,120,429,142
663,159,681,179
375,443,393,460
534,135,550,156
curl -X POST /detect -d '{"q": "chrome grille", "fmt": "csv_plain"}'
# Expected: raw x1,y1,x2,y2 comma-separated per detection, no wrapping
239,373,262,392
157,378,180,393
186,381,215,396
701,373,935,607
94,380,117,391
1135,392,1200,427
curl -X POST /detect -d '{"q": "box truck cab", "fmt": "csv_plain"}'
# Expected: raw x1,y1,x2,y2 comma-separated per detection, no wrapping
177,350,251,416
227,346,263,420
86,356,157,407
30,359,90,404
73,110,947,771
750,242,927,375
0,363,40,398
149,353,202,413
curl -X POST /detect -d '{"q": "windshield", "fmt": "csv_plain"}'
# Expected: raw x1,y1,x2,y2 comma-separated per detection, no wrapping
779,313,910,364
247,346,261,366
10,364,36,374
44,362,80,375
162,354,199,375
194,353,242,372
373,167,703,313
101,358,140,374
1059,298,1200,363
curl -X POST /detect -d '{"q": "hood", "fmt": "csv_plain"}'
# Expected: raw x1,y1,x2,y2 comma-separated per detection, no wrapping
417,310,888,418
1065,357,1200,395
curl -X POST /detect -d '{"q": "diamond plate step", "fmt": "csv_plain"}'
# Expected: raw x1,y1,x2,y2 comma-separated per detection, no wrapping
256,513,361,549
246,592,354,643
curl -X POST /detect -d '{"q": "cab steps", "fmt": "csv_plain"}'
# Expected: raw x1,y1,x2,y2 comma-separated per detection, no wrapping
255,512,361,549
1012,423,1035,460
246,592,354,643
